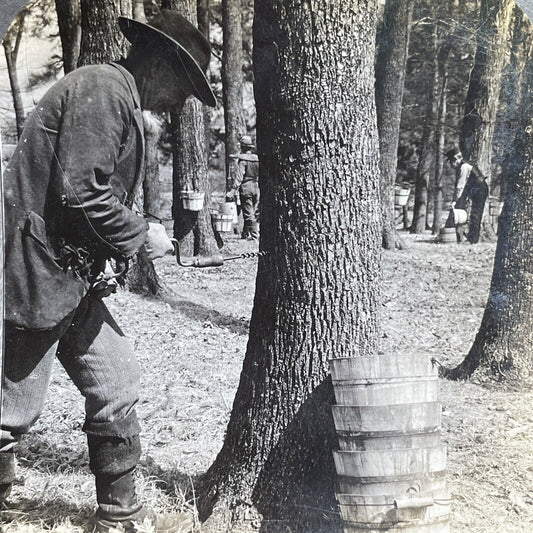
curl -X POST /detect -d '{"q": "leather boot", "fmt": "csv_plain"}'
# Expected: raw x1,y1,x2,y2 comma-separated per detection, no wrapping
93,469,194,533
0,450,15,504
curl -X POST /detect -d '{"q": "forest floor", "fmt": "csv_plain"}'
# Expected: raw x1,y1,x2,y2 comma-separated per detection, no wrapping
1,230,533,532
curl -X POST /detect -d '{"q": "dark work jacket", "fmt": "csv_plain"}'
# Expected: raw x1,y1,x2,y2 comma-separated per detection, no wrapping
4,62,147,330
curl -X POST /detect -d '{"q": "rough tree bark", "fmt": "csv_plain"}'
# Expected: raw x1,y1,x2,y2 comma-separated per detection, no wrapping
443,12,533,385
129,111,164,294
78,0,132,67
3,11,26,140
459,0,514,239
375,0,414,249
498,6,532,200
55,0,81,74
411,7,438,234
162,0,217,256
197,1,382,531
222,0,245,192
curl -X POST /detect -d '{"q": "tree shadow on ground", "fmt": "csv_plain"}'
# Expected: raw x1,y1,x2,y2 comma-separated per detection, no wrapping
161,294,250,335
252,378,343,533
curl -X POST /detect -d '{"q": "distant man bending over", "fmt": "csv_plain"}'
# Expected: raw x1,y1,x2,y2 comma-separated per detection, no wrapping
445,148,489,244
1,10,216,533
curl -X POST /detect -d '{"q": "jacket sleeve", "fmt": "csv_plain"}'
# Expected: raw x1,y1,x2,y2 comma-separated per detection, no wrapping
54,72,146,259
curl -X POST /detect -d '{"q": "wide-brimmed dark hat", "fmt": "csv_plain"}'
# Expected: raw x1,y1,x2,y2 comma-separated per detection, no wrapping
118,10,216,107
445,147,462,161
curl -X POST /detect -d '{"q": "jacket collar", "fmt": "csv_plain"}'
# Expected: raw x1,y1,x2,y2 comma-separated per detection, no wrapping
110,61,142,110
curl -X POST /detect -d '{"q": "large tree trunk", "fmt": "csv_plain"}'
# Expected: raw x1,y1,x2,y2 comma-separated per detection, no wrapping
410,8,438,234
55,0,81,74
444,16,533,385
459,0,514,240
222,0,245,192
78,0,132,67
375,0,414,250
497,6,532,201
197,1,382,531
162,0,217,256
3,12,26,140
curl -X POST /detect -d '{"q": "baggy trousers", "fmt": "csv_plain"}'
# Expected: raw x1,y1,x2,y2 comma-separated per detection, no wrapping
1,295,141,483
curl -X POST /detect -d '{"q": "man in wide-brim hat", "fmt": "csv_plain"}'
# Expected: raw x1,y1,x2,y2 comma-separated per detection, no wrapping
1,9,215,533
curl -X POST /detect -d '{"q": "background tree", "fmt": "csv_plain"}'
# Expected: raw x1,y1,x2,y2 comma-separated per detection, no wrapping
2,8,26,139
161,0,217,257
459,0,514,239
78,0,132,67
375,0,415,249
222,0,245,192
444,10,533,384
197,1,382,531
55,0,81,73
410,7,438,234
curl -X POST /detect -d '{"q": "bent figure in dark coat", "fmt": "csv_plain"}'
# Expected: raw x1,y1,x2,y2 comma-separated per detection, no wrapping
0,10,216,533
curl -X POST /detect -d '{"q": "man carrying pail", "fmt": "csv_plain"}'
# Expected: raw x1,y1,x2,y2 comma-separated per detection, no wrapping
444,148,489,244
228,136,260,240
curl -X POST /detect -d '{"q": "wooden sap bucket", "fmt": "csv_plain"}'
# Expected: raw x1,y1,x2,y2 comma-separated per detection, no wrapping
212,213,234,232
330,354,449,533
452,208,467,225
180,190,205,211
395,187,410,207
220,201,239,223
438,228,456,244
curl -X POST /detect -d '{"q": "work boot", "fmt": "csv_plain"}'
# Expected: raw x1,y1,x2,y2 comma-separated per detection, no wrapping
93,469,194,533
0,450,15,505
94,506,194,533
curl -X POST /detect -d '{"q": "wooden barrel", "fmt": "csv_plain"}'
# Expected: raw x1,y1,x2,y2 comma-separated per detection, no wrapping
341,516,449,533
337,471,448,497
331,355,449,533
337,489,451,525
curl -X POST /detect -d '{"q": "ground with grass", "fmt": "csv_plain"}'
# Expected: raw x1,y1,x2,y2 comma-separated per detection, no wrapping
1,231,533,532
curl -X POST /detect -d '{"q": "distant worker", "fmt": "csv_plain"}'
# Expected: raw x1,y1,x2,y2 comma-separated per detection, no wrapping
228,136,260,240
445,148,489,244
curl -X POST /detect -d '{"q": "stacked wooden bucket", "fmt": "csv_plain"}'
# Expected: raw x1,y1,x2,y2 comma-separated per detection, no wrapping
330,354,450,533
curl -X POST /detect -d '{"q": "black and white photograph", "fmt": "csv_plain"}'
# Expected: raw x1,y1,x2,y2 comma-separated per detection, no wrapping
1,0,533,532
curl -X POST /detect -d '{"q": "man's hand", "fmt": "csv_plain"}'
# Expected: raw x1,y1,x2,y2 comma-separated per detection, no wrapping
143,222,174,260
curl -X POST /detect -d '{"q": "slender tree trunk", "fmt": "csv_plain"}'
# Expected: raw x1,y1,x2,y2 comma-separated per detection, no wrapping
459,0,514,240
3,13,26,140
197,1,382,531
411,9,438,234
55,0,81,74
197,0,209,37
222,0,245,193
129,111,164,294
78,0,132,67
133,0,146,21
375,0,414,250
432,44,450,235
162,0,217,256
444,48,533,385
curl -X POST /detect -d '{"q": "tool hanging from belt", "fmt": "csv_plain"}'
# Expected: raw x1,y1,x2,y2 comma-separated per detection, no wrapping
170,238,267,268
